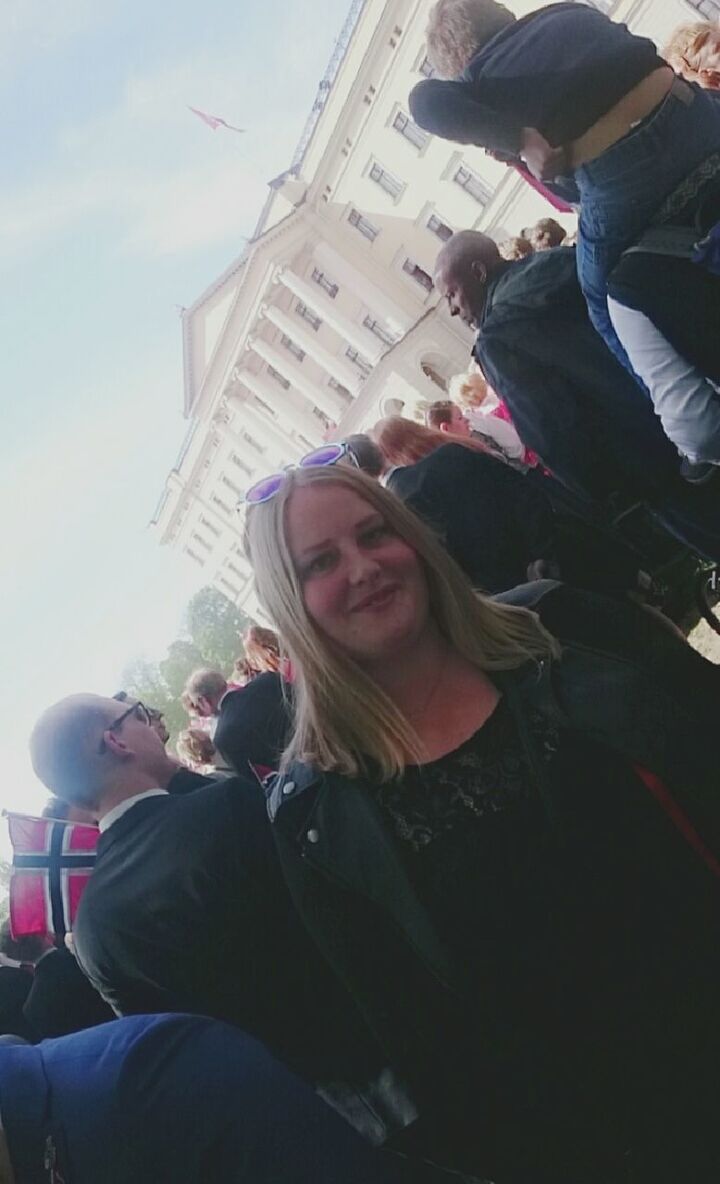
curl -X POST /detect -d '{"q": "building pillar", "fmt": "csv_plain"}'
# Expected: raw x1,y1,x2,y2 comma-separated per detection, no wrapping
236,367,323,443
248,338,346,421
312,241,414,336
275,269,386,363
261,303,363,393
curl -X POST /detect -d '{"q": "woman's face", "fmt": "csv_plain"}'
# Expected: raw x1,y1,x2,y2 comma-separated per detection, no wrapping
286,483,431,666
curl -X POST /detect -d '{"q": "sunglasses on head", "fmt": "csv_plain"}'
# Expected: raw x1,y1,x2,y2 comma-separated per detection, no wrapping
240,442,358,507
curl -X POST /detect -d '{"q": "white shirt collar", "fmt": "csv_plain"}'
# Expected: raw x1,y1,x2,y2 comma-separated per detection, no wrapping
99,789,168,834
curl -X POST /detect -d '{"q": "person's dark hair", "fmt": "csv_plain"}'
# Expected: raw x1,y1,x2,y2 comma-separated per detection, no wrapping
343,434,385,478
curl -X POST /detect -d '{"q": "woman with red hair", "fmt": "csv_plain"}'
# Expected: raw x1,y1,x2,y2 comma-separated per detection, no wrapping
373,417,557,592
374,417,642,595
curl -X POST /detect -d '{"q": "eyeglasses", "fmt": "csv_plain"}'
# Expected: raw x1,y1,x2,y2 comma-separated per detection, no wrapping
240,443,357,507
99,700,151,753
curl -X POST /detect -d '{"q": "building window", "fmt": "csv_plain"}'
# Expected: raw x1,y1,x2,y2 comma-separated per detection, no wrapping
267,364,290,390
253,395,278,420
369,162,405,200
199,515,221,539
221,475,245,499
392,111,429,150
685,0,720,16
230,453,253,478
211,495,233,516
296,301,322,330
296,433,315,451
226,561,246,581
313,406,332,430
192,532,212,553
218,577,240,599
345,346,372,377
281,335,305,363
348,208,379,242
427,213,453,242
241,430,265,453
311,268,339,299
328,377,352,400
421,360,449,391
453,164,492,206
363,315,397,346
402,258,434,292
185,547,205,566
418,55,435,78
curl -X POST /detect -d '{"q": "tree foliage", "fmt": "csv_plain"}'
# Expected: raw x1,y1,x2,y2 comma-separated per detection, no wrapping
121,587,252,745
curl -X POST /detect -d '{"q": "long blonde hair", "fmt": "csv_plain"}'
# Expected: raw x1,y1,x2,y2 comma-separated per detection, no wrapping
245,465,558,780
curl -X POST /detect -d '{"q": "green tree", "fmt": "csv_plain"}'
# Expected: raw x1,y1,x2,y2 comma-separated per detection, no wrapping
183,587,252,670
121,586,251,745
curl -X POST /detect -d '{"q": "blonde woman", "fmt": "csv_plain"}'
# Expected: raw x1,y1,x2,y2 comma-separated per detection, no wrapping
664,20,720,90
245,459,720,1182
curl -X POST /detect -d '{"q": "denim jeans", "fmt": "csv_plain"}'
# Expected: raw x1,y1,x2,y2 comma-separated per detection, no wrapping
575,79,720,370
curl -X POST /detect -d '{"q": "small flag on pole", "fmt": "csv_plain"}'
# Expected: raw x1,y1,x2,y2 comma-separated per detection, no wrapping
4,812,99,939
188,106,246,134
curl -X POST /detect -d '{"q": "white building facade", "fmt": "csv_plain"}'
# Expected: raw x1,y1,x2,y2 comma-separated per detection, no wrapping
151,0,719,618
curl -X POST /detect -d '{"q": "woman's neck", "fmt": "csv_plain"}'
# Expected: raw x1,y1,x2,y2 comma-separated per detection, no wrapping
368,628,501,762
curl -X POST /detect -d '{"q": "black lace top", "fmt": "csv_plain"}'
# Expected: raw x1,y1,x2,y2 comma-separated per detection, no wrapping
374,696,557,854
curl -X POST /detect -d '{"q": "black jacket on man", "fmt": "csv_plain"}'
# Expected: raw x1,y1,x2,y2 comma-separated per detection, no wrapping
474,248,720,561
388,443,556,593
73,777,380,1089
214,673,291,775
23,946,113,1040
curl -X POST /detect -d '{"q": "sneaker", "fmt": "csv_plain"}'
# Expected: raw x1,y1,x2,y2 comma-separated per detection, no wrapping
680,458,718,485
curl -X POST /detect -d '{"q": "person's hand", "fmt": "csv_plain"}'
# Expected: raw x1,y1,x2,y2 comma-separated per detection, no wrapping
520,128,568,181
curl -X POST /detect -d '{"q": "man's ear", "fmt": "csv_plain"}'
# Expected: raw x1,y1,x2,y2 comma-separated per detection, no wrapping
438,422,451,434
102,730,133,760
470,259,487,284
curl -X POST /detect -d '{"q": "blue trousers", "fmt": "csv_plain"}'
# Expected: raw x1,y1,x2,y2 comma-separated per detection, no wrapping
0,1015,457,1183
575,79,720,370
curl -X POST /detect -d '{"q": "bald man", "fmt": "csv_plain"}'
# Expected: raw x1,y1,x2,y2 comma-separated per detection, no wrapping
27,695,388,1127
433,230,720,563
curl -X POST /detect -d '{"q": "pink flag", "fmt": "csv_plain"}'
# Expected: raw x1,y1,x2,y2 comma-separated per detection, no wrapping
188,106,245,134
5,812,99,939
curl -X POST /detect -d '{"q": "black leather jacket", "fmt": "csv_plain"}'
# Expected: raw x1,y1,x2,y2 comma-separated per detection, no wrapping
268,639,719,1179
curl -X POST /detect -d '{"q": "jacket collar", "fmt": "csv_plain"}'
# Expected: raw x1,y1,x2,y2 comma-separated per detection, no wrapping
97,793,171,854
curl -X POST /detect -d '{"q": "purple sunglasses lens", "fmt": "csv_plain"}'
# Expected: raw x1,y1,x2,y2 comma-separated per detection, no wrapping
298,444,345,468
243,474,286,505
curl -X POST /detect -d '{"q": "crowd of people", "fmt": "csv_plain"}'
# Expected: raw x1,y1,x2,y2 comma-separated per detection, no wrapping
3,2,720,1181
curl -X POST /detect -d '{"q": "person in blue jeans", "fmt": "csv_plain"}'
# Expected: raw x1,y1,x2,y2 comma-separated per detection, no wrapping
0,1014,468,1183
409,1,720,473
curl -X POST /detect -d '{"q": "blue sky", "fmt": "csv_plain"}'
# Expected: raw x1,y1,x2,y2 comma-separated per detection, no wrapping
0,0,353,821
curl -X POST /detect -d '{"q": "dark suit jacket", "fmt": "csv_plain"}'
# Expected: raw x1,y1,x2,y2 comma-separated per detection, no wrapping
22,947,113,1040
388,443,556,593
214,673,291,775
166,766,213,795
0,966,33,1041
73,780,378,1085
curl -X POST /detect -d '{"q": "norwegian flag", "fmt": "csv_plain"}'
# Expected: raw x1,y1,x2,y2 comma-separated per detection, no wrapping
188,106,245,133
4,812,98,940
